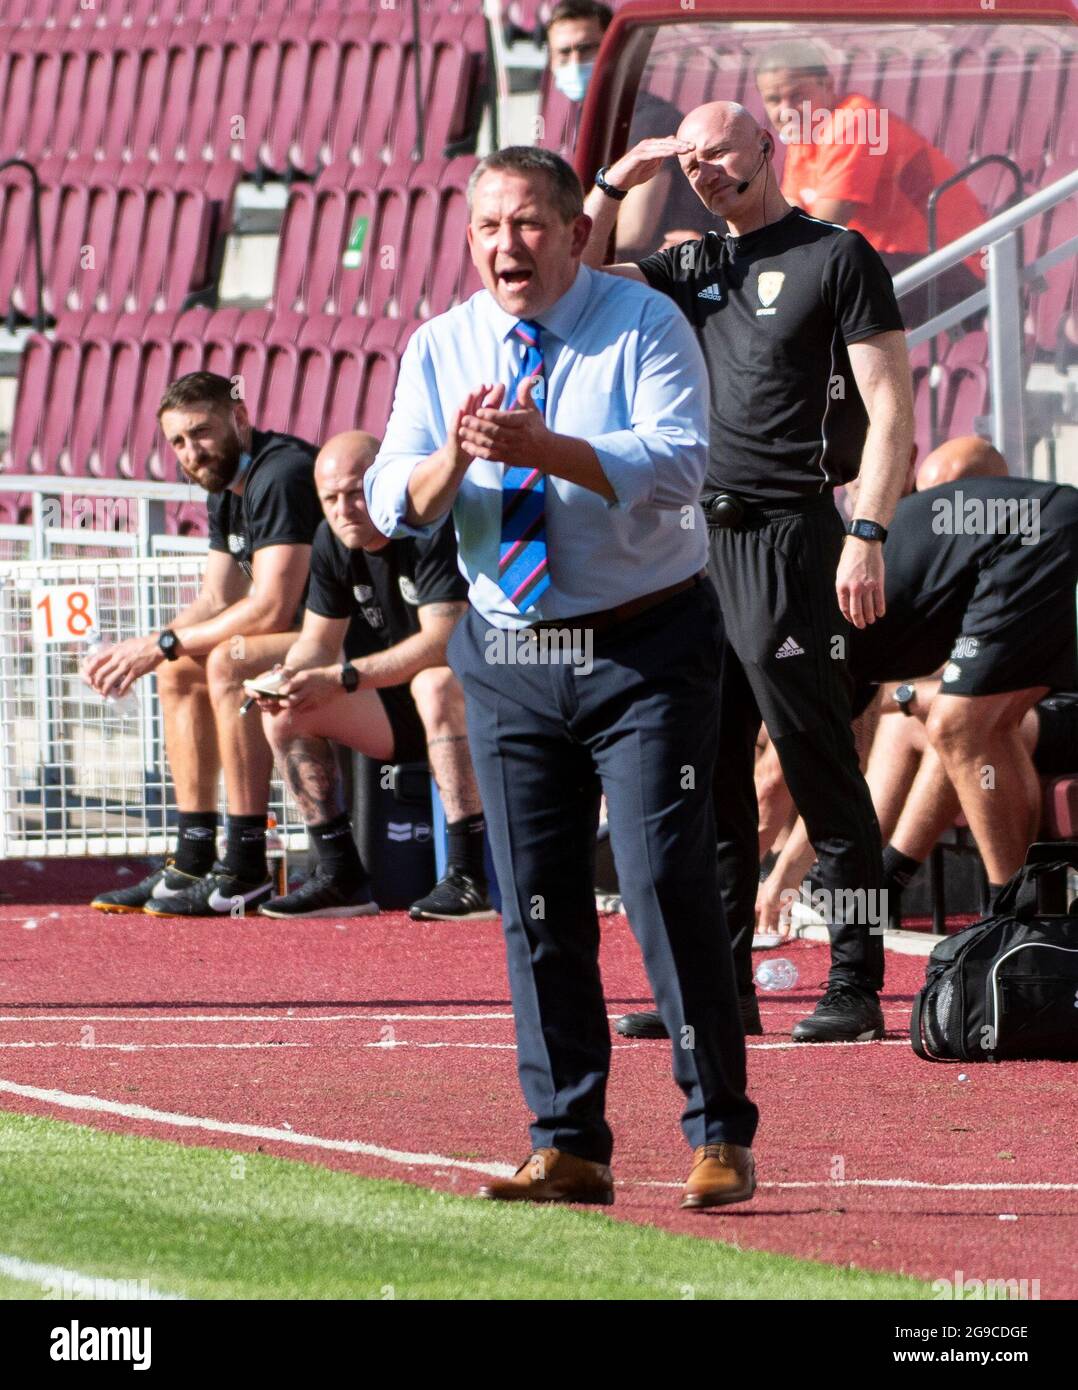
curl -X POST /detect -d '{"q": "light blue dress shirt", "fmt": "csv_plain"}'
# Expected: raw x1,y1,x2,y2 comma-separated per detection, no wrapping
364,264,711,629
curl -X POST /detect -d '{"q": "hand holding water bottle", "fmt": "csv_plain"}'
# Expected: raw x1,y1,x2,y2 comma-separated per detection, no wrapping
81,628,141,717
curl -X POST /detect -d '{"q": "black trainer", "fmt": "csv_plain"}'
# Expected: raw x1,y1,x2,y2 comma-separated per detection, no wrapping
615,995,764,1040
791,981,885,1043
142,863,273,919
91,858,203,914
408,868,495,921
259,866,379,919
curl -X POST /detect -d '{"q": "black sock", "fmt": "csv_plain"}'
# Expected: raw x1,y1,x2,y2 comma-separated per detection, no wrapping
447,813,486,883
174,812,218,877
223,815,268,882
988,882,1006,909
882,844,922,891
309,813,364,882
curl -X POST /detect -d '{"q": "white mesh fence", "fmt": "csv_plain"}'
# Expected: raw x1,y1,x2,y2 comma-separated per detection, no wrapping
0,557,307,859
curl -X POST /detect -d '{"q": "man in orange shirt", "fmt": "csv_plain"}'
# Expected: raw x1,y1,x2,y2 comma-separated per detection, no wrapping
756,40,986,326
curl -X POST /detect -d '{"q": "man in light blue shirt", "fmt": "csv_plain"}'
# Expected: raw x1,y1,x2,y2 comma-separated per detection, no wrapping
366,146,758,1210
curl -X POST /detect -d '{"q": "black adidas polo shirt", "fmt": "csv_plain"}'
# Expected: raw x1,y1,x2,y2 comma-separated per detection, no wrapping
639,208,904,503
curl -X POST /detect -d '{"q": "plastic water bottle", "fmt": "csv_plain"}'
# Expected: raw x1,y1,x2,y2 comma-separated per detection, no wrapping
754,957,799,992
82,629,139,718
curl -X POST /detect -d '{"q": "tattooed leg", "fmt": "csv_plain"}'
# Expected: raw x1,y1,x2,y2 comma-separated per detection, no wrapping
282,735,347,826
411,668,483,822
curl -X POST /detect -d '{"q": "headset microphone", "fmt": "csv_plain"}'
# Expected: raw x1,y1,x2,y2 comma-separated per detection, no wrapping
735,141,771,195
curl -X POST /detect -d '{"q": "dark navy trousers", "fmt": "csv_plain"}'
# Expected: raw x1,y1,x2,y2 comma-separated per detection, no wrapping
447,581,758,1165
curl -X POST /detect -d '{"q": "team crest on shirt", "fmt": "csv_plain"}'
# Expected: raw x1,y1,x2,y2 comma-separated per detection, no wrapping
227,533,244,554
362,605,385,628
399,576,420,606
353,584,374,603
756,271,785,316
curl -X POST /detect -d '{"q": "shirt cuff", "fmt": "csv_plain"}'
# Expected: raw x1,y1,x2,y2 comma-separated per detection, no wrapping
587,432,656,511
365,459,441,539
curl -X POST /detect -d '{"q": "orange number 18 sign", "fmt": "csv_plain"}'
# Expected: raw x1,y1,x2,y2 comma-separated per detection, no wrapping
30,586,99,643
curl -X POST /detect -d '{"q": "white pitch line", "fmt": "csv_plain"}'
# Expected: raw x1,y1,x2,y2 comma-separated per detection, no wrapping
0,1012,519,1024
0,1042,314,1051
0,1253,184,1300
3,1077,1073,1197
634,1178,1078,1193
0,1078,516,1179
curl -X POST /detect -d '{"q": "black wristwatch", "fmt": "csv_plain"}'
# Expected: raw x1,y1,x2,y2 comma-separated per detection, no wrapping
157,629,180,661
893,683,915,716
594,166,628,201
340,663,360,693
848,519,888,543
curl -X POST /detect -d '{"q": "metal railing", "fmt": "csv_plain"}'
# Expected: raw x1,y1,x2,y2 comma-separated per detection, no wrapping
893,167,1078,471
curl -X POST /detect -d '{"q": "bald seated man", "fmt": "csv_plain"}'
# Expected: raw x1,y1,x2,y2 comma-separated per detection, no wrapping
584,99,915,1043
251,431,492,920
757,435,1078,929
847,434,1078,898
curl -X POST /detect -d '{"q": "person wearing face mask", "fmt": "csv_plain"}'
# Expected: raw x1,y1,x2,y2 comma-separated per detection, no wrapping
583,101,915,1045
544,0,713,258
87,372,323,918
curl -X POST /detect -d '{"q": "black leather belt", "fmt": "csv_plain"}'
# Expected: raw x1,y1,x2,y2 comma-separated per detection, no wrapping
529,571,707,637
702,492,835,531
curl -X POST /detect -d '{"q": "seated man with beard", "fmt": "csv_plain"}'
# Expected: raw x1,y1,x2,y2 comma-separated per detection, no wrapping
87,372,322,917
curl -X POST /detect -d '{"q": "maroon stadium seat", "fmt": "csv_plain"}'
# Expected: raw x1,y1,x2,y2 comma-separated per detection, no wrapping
1026,160,1078,362
1043,778,1078,839
274,156,477,322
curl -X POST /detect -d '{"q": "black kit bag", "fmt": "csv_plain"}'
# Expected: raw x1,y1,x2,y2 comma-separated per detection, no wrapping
911,845,1078,1062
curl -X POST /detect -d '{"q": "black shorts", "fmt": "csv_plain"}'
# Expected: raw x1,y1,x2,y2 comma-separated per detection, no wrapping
935,527,1078,697
850,518,1078,700
1033,692,1078,776
376,684,428,764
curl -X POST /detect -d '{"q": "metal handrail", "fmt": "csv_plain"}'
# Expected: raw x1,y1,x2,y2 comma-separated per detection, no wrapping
0,159,48,333
0,476,196,501
893,167,1078,298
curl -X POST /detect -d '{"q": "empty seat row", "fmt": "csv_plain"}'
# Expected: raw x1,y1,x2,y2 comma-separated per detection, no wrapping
0,0,482,28
4,308,420,478
0,12,487,179
0,158,237,326
272,155,479,320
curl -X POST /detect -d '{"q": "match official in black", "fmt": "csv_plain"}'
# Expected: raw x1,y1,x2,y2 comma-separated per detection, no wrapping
586,101,915,1042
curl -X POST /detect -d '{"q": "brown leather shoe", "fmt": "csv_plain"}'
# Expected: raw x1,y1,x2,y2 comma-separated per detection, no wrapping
478,1148,614,1205
680,1143,756,1210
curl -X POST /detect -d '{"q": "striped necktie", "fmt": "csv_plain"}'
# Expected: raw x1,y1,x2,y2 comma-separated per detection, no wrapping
497,318,550,612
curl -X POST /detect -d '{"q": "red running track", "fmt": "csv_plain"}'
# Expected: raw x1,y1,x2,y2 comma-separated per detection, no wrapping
0,859,1075,1297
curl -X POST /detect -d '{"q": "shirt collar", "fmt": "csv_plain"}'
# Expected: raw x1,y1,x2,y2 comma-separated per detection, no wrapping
482,263,592,348
724,207,801,258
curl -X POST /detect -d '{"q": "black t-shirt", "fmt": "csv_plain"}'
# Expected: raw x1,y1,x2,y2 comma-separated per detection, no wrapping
849,477,1078,682
639,208,904,502
305,516,467,656
207,428,322,580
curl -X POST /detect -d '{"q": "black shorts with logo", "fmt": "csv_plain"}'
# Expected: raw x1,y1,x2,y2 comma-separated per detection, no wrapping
851,521,1078,699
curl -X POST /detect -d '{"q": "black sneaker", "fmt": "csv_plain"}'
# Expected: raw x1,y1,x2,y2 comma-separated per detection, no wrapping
790,981,885,1043
408,868,496,921
259,866,379,919
91,859,203,914
615,996,764,1040
142,863,273,919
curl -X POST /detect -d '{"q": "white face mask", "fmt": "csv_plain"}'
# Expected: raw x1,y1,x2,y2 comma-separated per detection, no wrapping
554,60,595,103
